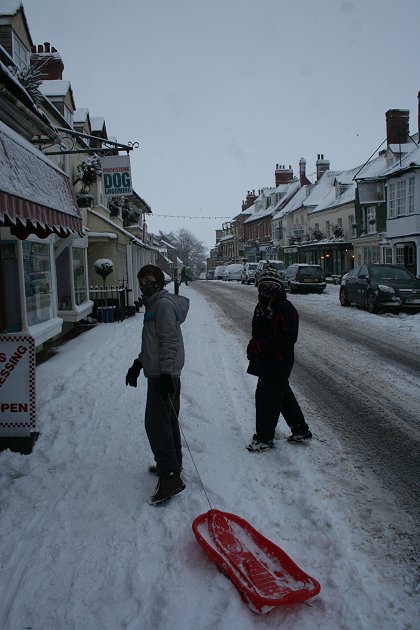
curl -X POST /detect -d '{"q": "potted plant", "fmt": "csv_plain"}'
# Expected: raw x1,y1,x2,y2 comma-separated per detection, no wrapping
76,186,94,208
94,258,113,287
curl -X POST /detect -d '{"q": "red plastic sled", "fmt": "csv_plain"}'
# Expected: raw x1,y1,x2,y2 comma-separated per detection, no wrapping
192,509,320,614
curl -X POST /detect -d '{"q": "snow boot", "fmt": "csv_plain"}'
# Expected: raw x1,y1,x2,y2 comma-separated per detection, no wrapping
149,472,186,506
287,429,312,443
246,434,275,452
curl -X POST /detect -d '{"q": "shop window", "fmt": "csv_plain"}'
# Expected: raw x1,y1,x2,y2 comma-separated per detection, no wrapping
55,246,72,310
383,247,393,264
73,248,88,305
22,242,53,326
0,241,21,333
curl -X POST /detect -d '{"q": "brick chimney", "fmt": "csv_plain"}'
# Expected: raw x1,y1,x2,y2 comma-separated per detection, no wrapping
299,158,311,186
275,164,294,187
316,154,330,181
30,42,64,80
385,109,409,145
245,190,257,208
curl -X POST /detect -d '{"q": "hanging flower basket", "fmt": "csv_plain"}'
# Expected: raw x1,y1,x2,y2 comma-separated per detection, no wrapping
77,156,102,186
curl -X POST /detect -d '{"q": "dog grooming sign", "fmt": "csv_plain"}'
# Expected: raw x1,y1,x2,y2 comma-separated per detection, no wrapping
101,155,132,197
0,335,36,436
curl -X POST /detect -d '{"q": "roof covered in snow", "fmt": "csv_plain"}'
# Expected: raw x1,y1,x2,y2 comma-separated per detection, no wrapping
0,1,22,14
40,80,71,98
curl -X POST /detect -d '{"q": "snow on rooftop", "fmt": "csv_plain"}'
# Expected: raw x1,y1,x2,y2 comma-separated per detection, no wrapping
40,80,71,97
73,108,89,123
90,117,105,131
0,1,22,15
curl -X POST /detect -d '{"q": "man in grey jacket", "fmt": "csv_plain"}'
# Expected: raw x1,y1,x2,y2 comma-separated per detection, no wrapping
125,264,189,505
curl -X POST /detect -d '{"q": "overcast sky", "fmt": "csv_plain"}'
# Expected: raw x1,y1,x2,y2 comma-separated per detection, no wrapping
20,0,420,252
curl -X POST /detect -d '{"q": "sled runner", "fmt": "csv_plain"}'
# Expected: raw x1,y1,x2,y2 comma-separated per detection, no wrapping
192,509,320,614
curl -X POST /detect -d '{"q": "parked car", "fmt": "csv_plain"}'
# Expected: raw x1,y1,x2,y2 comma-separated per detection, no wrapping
241,262,258,285
214,265,226,280
207,270,215,280
199,272,207,280
339,263,420,313
254,259,286,285
223,263,243,281
282,264,326,294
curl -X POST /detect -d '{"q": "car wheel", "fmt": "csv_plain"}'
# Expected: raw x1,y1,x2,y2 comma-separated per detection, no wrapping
339,287,350,306
366,290,379,314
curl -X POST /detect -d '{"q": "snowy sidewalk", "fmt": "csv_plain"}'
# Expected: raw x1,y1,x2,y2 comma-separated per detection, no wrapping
0,285,418,630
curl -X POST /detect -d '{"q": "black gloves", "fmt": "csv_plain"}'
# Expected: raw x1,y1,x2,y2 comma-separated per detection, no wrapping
125,359,143,387
159,373,174,397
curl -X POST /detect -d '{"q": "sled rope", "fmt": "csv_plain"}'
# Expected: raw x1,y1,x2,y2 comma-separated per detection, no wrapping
168,395,213,510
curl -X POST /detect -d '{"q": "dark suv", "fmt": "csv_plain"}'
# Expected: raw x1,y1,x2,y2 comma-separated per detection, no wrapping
282,264,326,294
339,263,420,313
254,260,286,285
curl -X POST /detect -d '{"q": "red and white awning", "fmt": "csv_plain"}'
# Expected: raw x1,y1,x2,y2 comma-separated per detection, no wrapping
0,121,83,239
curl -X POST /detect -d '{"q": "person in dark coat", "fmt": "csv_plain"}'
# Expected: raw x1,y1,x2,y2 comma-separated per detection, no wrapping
246,266,312,452
180,266,189,286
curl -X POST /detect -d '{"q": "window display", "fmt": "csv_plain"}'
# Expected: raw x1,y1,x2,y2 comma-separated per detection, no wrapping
22,242,53,326
73,248,88,305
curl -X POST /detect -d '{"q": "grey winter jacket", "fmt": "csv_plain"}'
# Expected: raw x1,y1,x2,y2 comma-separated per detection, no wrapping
138,289,189,377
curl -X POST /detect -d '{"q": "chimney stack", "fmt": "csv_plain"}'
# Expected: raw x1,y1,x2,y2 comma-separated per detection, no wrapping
245,190,257,208
316,154,330,181
30,42,64,80
275,163,294,187
299,157,311,185
385,109,410,146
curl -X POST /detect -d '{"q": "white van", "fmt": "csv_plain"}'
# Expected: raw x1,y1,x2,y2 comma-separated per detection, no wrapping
213,265,226,280
223,263,243,281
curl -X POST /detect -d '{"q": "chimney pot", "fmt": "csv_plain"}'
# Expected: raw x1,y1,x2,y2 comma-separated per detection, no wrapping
44,42,51,52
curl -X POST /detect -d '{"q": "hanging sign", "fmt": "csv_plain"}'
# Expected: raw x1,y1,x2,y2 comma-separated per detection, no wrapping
0,335,36,437
101,155,132,197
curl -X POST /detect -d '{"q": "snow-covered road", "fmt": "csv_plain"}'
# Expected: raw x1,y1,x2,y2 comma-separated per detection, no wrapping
0,283,418,629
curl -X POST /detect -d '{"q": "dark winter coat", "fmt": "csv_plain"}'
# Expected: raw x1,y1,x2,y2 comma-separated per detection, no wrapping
247,287,299,380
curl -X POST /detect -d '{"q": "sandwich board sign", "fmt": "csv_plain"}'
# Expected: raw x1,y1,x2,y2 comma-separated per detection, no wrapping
0,335,36,437
101,155,132,197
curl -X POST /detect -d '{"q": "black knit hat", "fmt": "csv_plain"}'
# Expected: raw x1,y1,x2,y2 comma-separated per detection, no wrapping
257,266,283,286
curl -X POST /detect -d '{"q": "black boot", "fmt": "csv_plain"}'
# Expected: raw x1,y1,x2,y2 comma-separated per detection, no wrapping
149,473,186,505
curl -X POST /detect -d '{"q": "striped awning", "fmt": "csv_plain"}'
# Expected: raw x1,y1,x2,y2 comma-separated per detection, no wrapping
0,121,83,239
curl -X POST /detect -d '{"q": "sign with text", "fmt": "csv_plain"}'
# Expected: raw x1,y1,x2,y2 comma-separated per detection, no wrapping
101,155,132,197
0,335,36,436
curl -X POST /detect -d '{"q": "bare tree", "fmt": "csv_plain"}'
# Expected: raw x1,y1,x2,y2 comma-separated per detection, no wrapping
160,228,207,277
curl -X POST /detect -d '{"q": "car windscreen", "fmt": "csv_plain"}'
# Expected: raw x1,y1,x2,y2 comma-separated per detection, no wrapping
370,265,414,281
297,266,324,279
249,263,258,269
271,262,285,271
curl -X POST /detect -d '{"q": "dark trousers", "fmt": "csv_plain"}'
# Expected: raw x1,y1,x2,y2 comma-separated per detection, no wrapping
255,377,308,442
145,377,182,476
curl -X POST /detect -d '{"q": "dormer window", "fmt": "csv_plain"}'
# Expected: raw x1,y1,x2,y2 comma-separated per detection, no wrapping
12,31,29,69
63,104,73,126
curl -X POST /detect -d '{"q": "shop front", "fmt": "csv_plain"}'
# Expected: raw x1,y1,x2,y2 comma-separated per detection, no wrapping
0,120,89,347
282,241,353,276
